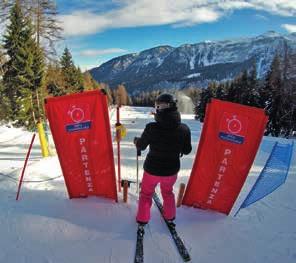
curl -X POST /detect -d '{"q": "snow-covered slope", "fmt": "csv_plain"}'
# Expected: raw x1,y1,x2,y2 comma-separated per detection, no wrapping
0,107,295,263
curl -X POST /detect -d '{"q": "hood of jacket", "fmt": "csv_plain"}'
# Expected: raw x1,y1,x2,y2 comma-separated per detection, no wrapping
154,108,181,129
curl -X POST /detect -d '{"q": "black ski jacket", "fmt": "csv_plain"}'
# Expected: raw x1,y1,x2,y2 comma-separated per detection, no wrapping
135,109,192,176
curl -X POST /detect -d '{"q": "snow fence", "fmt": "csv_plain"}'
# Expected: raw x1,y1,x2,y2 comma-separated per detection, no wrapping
236,141,294,215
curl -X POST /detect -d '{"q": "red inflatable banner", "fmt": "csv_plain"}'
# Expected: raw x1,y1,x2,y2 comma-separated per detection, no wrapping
182,99,268,214
45,90,117,201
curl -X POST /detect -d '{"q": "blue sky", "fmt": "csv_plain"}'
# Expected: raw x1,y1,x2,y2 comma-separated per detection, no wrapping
53,1,295,70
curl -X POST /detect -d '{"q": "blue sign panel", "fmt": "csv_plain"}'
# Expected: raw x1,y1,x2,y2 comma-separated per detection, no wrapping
219,132,245,144
66,121,91,132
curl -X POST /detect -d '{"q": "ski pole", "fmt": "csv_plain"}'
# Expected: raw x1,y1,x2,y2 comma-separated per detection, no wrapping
116,106,121,192
136,148,141,193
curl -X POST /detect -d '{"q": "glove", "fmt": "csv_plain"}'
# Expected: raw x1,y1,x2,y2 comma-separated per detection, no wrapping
133,137,140,145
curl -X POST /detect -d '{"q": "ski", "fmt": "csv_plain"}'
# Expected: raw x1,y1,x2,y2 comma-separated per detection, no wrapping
134,224,145,263
153,192,191,262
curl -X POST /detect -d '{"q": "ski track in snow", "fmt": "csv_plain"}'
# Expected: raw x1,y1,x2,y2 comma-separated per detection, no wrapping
0,106,295,263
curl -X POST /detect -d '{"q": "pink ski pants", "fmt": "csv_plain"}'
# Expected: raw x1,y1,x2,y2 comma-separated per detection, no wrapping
136,171,177,223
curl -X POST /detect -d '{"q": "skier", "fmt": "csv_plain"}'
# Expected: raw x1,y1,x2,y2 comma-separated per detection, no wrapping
134,93,192,227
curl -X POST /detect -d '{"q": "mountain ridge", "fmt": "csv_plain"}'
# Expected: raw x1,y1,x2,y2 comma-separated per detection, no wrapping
89,31,296,94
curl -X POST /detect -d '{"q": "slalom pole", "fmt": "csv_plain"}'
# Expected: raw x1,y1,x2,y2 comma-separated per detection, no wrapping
123,180,129,203
116,106,122,192
16,133,36,201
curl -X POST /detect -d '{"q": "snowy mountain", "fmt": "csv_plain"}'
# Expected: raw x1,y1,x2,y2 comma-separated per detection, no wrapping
89,31,296,94
0,106,295,263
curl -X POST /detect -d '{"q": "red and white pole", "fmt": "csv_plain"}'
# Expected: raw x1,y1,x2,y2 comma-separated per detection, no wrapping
16,133,36,201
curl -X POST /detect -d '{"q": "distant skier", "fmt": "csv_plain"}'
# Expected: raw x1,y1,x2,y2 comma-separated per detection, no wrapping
134,93,192,226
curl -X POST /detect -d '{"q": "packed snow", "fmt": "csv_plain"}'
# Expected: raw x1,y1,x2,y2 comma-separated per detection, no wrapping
0,106,295,263
185,73,201,79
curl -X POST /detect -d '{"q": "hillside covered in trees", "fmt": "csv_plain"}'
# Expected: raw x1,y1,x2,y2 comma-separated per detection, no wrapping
130,52,296,137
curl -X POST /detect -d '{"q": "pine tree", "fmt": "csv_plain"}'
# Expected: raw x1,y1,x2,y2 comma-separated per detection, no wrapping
76,67,84,92
31,41,45,120
115,84,129,106
225,81,236,103
195,87,213,122
100,83,113,105
91,77,100,90
247,63,260,107
0,80,10,121
232,65,260,107
17,17,38,128
208,82,217,97
208,81,226,101
83,72,95,91
239,70,249,104
224,74,245,104
60,47,83,94
2,2,35,126
280,44,296,137
264,55,283,136
0,45,6,77
45,63,65,96
2,2,44,129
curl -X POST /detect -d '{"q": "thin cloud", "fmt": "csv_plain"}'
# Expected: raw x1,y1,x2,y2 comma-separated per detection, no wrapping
80,48,127,57
254,14,269,21
282,24,296,33
58,0,296,37
59,11,111,36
